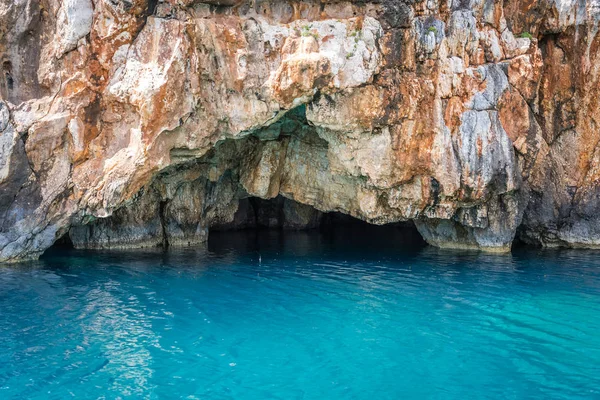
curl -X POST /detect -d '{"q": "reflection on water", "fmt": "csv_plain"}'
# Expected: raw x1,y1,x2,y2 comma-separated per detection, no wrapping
1,229,600,399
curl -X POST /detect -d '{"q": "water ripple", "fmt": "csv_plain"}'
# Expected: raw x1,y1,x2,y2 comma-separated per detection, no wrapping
1,234,600,399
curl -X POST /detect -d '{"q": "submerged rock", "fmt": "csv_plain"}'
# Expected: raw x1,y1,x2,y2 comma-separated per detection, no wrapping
1,0,600,261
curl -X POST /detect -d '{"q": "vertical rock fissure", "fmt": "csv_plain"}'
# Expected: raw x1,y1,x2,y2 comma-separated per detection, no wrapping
146,0,159,19
2,61,13,92
158,200,169,248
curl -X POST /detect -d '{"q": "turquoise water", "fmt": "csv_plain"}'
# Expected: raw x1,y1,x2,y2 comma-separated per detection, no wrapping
1,229,600,399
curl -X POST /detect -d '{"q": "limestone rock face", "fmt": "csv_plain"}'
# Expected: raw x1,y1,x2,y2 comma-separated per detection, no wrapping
1,0,600,261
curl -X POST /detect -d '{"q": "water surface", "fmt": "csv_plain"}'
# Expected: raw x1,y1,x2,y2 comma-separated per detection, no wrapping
1,229,600,399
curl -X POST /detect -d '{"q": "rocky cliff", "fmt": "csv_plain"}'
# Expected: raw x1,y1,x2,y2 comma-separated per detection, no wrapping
0,0,599,262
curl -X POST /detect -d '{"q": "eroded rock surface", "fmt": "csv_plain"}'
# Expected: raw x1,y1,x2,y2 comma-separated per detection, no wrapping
1,0,600,261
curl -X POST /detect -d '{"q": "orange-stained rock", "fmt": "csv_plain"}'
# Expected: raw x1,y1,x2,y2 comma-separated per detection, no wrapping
1,0,600,261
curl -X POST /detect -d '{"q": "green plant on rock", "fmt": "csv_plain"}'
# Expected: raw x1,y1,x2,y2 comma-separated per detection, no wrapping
349,28,362,40
346,29,362,61
301,24,316,38
427,26,437,34
519,31,534,39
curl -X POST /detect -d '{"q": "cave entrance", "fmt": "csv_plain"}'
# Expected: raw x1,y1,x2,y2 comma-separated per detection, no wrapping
41,230,74,258
207,195,426,255
43,195,426,257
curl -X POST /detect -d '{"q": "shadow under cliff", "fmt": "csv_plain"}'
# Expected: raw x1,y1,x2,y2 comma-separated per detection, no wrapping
208,208,426,258
43,197,427,261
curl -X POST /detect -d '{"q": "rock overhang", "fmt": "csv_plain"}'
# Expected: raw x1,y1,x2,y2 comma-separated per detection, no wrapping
0,0,600,261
